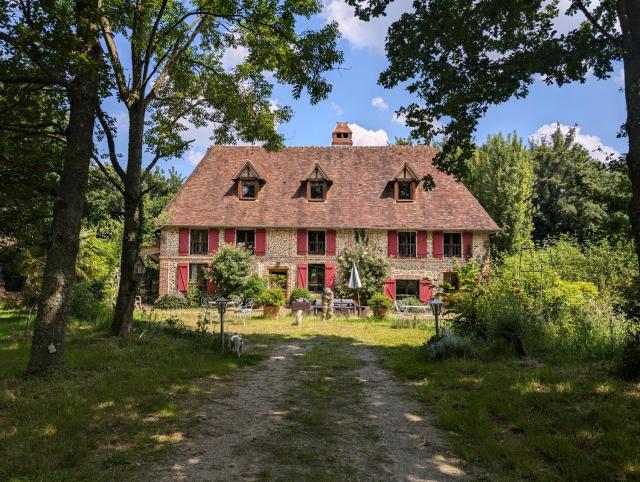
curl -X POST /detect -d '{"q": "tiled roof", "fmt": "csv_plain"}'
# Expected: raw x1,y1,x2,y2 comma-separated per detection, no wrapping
161,146,499,231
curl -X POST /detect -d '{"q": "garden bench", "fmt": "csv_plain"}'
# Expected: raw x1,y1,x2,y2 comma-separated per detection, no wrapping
312,299,356,315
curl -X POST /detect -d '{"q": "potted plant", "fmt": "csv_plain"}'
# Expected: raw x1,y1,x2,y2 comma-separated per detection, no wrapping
368,293,393,318
256,288,286,318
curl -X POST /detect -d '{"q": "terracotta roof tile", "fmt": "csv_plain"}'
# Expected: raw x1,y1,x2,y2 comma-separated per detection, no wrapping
161,146,499,231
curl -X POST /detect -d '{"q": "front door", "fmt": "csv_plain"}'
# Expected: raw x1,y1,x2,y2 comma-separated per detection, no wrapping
269,269,288,292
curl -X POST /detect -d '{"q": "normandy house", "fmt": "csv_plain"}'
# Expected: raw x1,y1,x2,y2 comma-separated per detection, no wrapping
159,123,498,303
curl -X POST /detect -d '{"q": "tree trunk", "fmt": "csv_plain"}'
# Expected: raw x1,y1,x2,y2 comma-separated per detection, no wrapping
111,101,145,336
620,1,640,275
27,2,100,374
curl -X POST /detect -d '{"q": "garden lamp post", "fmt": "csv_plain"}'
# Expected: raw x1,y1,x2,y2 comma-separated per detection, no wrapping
216,297,228,352
430,296,443,338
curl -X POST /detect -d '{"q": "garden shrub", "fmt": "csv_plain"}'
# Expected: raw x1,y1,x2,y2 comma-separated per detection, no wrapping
368,293,393,309
208,245,253,297
242,274,267,301
448,238,630,361
154,292,190,309
424,332,476,360
290,287,312,303
256,288,286,307
70,280,104,321
400,296,422,306
186,279,201,307
335,242,389,302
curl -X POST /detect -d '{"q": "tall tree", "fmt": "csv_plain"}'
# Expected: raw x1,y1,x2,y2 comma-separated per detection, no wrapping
530,125,630,242
0,0,103,374
349,0,640,274
96,0,342,335
464,133,534,253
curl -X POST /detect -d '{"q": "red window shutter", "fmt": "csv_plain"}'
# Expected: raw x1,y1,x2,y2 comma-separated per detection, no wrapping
387,230,398,257
178,229,189,255
208,229,219,254
384,279,396,300
176,263,188,293
206,263,215,295
417,231,428,258
297,263,308,288
419,279,433,303
224,228,235,245
297,229,307,255
463,232,473,258
255,228,266,256
433,231,444,258
326,229,336,255
325,262,336,289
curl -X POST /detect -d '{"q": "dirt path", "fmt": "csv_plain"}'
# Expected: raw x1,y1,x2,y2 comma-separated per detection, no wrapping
354,347,472,481
148,343,309,481
149,340,477,481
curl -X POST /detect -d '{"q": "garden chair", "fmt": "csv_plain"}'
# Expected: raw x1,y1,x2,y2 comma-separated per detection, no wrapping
236,298,254,325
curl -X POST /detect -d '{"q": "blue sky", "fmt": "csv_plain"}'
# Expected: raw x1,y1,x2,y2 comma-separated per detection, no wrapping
107,1,628,178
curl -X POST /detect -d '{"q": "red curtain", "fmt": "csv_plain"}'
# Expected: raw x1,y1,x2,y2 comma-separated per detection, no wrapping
255,228,266,256
419,279,433,303
432,232,444,258
208,229,219,254
463,232,473,258
417,231,428,258
387,230,398,257
177,263,188,292
326,229,336,255
224,228,235,245
297,263,308,288
178,229,189,255
325,263,336,289
297,229,307,255
384,279,396,300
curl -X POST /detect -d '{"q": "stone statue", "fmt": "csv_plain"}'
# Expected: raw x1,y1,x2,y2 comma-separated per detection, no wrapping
321,287,334,321
294,309,303,326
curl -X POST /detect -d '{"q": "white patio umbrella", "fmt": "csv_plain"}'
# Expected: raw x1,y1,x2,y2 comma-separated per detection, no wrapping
348,262,362,306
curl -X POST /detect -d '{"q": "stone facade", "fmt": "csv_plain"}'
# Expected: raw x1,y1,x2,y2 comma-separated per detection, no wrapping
158,227,490,298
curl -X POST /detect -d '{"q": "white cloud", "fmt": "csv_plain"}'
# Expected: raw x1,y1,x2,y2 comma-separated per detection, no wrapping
614,67,625,86
529,123,620,163
321,0,410,52
331,101,343,115
187,149,205,165
269,98,280,113
392,112,406,125
371,96,389,111
221,45,249,70
348,123,389,146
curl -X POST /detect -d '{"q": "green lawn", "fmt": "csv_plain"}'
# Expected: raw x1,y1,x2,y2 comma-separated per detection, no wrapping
0,308,272,481
2,308,639,481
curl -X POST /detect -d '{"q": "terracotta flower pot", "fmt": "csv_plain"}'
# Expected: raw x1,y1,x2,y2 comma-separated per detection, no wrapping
373,307,388,319
263,305,280,318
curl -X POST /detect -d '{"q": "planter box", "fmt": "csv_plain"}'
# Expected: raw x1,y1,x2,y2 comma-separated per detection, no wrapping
263,305,281,318
373,307,389,319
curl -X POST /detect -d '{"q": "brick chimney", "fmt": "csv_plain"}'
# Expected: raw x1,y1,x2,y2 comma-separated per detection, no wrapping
332,122,353,146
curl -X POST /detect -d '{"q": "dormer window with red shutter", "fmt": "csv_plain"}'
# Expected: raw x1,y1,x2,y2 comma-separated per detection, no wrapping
302,163,331,202
233,161,264,200
392,162,419,202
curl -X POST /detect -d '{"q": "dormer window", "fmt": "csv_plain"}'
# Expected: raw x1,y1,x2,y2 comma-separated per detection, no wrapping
233,161,264,200
392,162,419,202
303,163,331,202
241,180,258,199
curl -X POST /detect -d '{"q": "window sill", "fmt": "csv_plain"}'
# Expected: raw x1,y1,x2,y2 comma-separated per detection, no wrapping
239,197,258,201
307,198,326,202
395,199,415,203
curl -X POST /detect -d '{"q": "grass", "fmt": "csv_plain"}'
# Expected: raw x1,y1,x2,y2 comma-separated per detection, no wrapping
0,308,272,481
2,306,640,481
